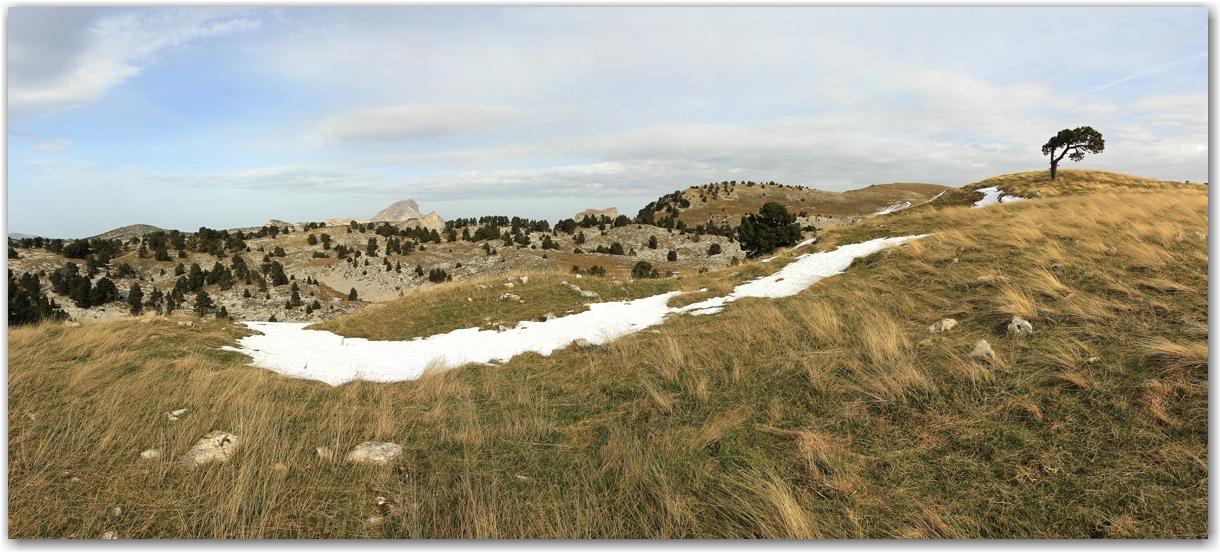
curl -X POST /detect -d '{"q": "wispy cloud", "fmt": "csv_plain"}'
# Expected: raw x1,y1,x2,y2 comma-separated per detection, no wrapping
8,8,262,116
115,164,388,192
32,139,72,151
308,104,578,142
1084,51,1208,95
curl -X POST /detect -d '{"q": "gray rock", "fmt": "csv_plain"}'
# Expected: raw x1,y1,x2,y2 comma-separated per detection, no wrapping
928,319,957,334
573,338,595,349
345,441,402,465
969,340,997,364
1007,316,1033,336
500,293,520,301
316,446,337,461
140,449,161,461
180,431,240,467
178,321,197,330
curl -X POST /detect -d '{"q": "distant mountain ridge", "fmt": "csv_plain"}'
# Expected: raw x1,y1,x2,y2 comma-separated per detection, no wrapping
87,224,166,241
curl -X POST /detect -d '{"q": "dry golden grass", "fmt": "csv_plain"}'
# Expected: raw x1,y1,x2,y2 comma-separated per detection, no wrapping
9,172,1208,538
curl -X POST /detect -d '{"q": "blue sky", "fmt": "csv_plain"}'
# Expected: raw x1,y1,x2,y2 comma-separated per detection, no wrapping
7,7,1209,238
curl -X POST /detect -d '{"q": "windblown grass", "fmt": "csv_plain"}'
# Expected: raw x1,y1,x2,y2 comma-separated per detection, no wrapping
9,174,1207,538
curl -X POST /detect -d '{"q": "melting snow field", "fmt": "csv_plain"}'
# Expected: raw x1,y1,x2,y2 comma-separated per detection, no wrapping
222,235,925,385
972,186,1027,208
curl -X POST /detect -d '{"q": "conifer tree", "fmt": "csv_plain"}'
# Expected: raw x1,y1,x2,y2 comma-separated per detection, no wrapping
648,235,658,249
667,250,678,261
348,288,359,301
194,290,215,315
128,282,144,314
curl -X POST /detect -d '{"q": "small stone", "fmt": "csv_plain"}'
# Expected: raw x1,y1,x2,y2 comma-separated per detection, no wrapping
560,280,568,285
345,442,402,465
500,293,520,301
1086,357,1100,364
316,446,337,461
366,516,384,525
64,321,81,328
112,507,123,517
544,313,557,321
26,412,35,421
969,340,997,364
140,449,161,461
573,338,595,349
178,321,197,330
166,413,178,422
101,531,118,539
180,431,240,467
928,319,957,334
171,408,188,416
575,274,582,279
467,298,472,302
952,257,959,263
70,477,82,483
580,290,599,298
917,338,934,348
515,474,531,482
1007,316,1034,336
519,276,529,284
503,282,514,288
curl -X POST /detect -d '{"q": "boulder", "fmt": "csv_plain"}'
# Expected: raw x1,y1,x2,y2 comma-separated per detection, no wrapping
500,293,521,301
1006,316,1033,336
969,340,997,364
346,441,402,465
180,431,240,468
928,319,957,334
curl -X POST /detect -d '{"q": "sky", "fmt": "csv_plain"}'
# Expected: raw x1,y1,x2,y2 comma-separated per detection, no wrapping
6,6,1209,238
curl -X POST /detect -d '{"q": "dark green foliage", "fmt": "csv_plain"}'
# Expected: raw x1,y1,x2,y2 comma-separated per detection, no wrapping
271,246,286,257
217,306,229,319
8,270,66,325
737,202,802,258
127,282,143,314
307,234,318,246
367,237,378,257
631,261,657,279
320,233,332,250
186,263,205,292
243,288,252,299
648,235,658,249
1042,126,1105,180
667,250,678,261
268,261,289,286
174,263,186,276
587,265,606,277
112,263,137,279
61,240,91,259
194,290,215,315
428,268,448,283
415,264,424,277
348,288,359,301
707,243,722,255
574,231,586,245
91,277,118,305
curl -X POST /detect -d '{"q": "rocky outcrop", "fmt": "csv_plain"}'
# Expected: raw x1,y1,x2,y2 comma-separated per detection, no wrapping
372,199,422,221
969,340,997,364
1007,316,1033,336
928,319,957,334
574,207,618,222
180,431,240,467
346,441,402,465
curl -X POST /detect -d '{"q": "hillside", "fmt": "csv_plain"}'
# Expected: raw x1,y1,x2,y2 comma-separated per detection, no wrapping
7,170,1207,538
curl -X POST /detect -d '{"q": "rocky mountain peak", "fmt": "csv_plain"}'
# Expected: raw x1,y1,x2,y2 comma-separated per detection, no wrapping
372,200,422,222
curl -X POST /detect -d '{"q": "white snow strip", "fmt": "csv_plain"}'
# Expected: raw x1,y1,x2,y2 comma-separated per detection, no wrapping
875,201,912,215
1000,194,1028,204
972,186,1004,207
927,191,946,203
794,236,818,249
222,235,926,385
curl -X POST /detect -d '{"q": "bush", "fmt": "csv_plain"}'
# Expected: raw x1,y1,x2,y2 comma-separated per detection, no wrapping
667,250,678,261
348,288,358,301
648,235,658,249
428,268,448,283
631,261,657,279
707,243,721,255
737,201,803,258
587,265,607,277
194,290,215,315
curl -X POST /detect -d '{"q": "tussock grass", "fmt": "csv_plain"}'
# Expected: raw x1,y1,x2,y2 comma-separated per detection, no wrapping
10,173,1208,538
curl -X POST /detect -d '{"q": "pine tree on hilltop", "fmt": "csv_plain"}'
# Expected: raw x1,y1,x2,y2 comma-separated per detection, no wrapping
737,202,803,258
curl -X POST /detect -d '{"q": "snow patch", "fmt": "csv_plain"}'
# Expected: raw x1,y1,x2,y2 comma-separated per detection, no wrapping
972,186,1027,208
223,235,926,385
875,201,912,215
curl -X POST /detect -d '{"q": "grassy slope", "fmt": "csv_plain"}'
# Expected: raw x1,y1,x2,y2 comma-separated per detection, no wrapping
672,182,950,227
8,171,1207,538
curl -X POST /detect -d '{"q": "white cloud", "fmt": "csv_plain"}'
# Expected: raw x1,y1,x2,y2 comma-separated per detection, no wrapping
8,8,261,116
32,139,72,151
308,104,580,142
116,164,387,192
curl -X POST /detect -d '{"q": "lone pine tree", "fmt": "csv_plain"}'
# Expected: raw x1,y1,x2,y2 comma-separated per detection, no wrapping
1042,126,1104,180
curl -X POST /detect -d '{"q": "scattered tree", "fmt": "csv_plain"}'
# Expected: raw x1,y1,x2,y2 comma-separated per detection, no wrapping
737,202,802,258
1042,126,1104,180
128,282,144,314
